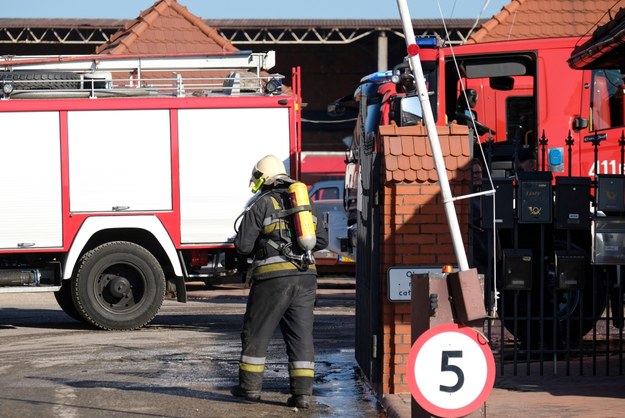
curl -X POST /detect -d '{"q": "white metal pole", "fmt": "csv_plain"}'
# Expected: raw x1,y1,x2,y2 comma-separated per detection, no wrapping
395,0,469,271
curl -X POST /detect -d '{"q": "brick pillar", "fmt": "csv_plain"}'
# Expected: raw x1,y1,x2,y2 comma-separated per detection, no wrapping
377,123,472,394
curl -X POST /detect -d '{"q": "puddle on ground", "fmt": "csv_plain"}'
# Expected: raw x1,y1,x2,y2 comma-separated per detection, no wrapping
313,348,385,417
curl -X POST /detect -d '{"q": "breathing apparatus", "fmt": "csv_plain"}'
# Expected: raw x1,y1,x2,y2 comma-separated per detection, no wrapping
284,181,317,268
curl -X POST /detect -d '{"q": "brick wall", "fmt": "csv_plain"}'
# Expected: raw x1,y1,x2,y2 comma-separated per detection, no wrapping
377,123,472,394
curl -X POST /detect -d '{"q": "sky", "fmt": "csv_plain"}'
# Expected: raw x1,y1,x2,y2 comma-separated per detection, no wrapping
4,0,511,20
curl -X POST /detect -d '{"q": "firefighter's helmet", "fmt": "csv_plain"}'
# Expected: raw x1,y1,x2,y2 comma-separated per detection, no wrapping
249,154,288,192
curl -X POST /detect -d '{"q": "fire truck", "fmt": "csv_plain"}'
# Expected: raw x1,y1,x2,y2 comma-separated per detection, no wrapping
343,36,625,347
0,50,302,330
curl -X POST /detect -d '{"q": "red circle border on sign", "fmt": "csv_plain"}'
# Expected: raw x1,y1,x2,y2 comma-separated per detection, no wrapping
406,323,495,418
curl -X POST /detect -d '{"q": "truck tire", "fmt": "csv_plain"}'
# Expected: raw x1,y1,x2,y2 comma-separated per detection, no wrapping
499,240,608,349
54,281,85,323
0,71,81,90
72,241,166,330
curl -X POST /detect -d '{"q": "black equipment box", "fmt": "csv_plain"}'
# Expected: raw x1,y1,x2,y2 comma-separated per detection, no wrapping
481,178,514,229
502,248,532,290
555,176,591,230
596,175,625,212
555,250,585,290
517,171,553,224
592,218,625,265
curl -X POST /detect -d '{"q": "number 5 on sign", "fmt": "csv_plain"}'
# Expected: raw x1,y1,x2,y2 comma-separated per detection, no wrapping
407,323,495,418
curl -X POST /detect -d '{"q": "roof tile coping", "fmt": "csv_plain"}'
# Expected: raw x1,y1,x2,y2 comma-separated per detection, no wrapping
380,123,472,183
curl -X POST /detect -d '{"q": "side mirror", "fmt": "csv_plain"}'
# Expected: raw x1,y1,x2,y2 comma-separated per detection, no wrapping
399,95,423,126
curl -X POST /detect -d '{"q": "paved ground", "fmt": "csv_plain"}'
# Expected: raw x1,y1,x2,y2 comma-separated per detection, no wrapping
381,334,625,418
199,278,625,417
0,276,384,418
0,279,625,418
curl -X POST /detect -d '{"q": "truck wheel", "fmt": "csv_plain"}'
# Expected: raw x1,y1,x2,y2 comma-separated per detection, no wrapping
0,71,81,90
554,265,610,341
500,241,608,349
72,241,166,330
54,281,85,323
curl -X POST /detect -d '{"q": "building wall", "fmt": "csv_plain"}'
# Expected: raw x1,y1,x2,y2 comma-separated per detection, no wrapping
270,38,409,152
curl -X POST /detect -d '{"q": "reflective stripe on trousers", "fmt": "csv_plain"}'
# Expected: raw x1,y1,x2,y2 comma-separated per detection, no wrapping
289,360,315,377
240,355,266,373
238,274,317,395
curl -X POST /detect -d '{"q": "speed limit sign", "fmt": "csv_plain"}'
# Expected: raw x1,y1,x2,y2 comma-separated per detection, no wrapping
406,323,495,417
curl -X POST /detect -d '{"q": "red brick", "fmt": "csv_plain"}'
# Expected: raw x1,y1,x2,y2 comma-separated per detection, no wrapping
393,383,410,394
401,234,435,245
397,223,423,234
403,254,437,264
392,184,421,196
402,193,433,205
393,374,406,386
396,204,419,215
420,204,445,215
394,323,411,335
393,343,411,355
422,223,452,234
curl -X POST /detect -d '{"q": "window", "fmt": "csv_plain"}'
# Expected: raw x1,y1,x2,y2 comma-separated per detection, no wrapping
310,187,339,201
506,96,534,146
591,69,625,131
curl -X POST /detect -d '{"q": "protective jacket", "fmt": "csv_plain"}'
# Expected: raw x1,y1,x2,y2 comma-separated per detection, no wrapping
235,186,328,279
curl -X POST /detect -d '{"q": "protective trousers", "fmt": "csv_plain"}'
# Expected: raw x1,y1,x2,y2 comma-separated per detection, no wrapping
238,274,317,396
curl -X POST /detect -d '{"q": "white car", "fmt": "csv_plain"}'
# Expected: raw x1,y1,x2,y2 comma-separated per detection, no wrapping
308,180,354,273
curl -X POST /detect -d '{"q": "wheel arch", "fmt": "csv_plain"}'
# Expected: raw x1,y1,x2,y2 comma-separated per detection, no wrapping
63,216,182,280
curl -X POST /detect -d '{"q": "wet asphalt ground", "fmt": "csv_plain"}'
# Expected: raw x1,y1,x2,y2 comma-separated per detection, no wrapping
3,277,625,418
0,276,385,418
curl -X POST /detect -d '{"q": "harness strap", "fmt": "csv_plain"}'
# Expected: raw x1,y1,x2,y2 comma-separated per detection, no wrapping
274,204,312,219
255,190,314,273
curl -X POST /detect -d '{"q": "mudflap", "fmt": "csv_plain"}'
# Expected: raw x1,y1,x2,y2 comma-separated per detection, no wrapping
171,275,187,303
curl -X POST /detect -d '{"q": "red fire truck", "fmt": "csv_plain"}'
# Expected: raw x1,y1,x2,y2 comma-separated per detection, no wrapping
343,35,624,346
346,36,623,179
0,50,302,330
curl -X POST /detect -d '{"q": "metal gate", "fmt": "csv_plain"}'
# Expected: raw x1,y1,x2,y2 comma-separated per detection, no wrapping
354,97,382,385
475,133,625,376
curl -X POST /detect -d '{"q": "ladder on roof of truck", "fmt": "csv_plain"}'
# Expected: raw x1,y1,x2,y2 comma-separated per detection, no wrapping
0,50,282,98
0,50,275,73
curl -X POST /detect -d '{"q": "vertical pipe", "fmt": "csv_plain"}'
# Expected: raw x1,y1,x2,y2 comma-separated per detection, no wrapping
377,31,388,72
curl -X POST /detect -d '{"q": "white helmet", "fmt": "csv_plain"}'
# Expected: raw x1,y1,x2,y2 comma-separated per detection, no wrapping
249,154,287,192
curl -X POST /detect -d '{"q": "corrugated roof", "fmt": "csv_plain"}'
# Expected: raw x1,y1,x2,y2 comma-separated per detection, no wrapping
96,0,236,55
0,18,125,28
467,0,619,43
0,18,479,30
203,18,479,29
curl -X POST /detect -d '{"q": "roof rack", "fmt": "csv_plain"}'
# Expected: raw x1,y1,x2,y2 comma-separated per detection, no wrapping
0,50,284,98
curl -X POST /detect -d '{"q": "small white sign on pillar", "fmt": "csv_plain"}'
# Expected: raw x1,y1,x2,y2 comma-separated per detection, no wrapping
387,266,444,302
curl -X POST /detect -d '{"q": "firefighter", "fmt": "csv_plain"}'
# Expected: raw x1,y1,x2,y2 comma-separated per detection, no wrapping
231,154,328,409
